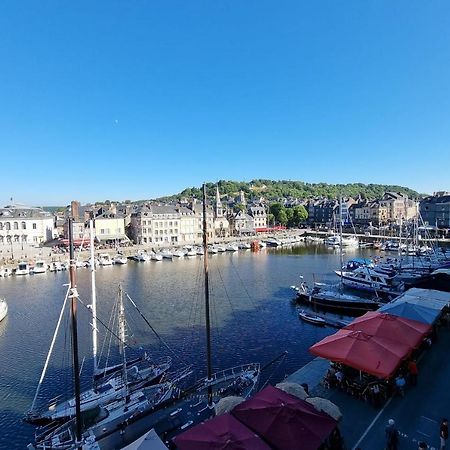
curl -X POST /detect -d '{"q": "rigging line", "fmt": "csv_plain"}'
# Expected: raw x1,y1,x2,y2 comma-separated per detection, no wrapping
259,351,288,390
98,292,116,365
213,258,240,324
124,291,188,364
227,257,287,344
29,285,70,412
76,295,123,353
183,259,203,357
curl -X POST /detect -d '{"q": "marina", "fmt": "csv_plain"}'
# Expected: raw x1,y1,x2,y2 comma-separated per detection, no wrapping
0,237,449,449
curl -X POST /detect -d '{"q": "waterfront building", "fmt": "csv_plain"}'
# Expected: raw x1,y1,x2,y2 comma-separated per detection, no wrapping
94,210,128,243
379,192,418,224
130,204,181,245
420,192,450,229
249,205,267,230
0,204,56,249
228,210,255,236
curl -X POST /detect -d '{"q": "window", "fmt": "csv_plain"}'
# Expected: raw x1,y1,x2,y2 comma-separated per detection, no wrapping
5,222,10,231
32,223,37,230
21,221,26,230
13,222,18,230
0,223,2,231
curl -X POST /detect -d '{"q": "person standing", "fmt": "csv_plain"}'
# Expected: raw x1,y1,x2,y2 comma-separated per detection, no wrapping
385,419,399,450
408,359,418,386
440,418,449,450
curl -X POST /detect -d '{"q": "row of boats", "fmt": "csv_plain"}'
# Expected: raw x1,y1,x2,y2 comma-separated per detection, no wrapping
293,252,450,316
0,239,279,277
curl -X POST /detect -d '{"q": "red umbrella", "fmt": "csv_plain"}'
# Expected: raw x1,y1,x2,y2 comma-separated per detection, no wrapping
343,311,431,348
309,329,411,379
173,413,272,450
231,385,337,450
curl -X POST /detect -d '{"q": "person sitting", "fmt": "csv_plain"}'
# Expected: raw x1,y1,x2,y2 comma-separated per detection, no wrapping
335,369,345,388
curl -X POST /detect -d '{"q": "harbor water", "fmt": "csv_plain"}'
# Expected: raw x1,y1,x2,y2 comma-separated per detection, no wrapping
0,243,373,449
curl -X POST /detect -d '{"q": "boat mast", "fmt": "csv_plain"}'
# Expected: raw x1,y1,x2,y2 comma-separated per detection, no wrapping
118,284,129,402
339,196,344,286
68,216,83,444
90,220,98,374
202,183,213,407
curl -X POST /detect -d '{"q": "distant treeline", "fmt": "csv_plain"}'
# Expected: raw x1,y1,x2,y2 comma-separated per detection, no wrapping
158,179,422,202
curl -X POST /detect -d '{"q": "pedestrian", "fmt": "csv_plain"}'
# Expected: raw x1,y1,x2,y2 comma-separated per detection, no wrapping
395,373,406,397
385,419,399,450
440,418,449,450
408,359,418,386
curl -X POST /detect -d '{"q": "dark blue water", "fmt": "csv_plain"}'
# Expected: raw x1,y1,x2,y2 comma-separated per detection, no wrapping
0,243,372,449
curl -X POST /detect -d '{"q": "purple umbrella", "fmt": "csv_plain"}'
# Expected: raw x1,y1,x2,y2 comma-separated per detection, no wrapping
173,413,272,450
232,385,337,450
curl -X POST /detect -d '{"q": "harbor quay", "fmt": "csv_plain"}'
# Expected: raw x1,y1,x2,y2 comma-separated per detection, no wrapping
287,326,450,450
0,229,307,270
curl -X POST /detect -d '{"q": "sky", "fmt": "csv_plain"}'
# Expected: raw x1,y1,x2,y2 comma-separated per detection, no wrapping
1,1,449,206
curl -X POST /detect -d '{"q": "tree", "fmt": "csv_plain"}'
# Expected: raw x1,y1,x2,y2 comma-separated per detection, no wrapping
285,208,294,227
278,209,288,226
292,205,308,225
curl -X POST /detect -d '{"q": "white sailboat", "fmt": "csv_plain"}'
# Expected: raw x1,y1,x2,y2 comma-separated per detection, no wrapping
26,221,172,426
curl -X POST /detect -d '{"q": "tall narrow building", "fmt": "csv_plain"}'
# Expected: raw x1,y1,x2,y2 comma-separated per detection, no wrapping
215,185,223,218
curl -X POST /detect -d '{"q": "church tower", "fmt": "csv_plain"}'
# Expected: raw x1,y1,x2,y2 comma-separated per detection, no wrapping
215,185,223,218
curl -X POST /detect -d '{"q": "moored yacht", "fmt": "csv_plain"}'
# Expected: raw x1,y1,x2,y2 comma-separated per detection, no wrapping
98,253,113,266
113,255,128,265
335,266,404,297
32,260,47,274
15,261,30,276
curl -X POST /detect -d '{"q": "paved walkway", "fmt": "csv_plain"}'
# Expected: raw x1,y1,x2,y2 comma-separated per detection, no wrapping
287,326,450,450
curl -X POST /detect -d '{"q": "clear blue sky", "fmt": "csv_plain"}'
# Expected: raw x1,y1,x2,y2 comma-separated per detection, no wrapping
1,1,449,206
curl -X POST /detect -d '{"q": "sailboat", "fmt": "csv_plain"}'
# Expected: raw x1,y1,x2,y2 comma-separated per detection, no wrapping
26,218,187,450
25,221,172,426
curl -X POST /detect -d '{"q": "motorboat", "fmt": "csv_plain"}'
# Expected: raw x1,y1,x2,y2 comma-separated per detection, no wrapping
0,266,12,277
48,261,62,272
98,253,113,266
133,251,150,262
216,245,226,252
298,310,326,326
325,235,358,247
238,242,251,249
160,249,173,260
0,298,7,322
113,255,128,265
207,246,218,254
183,246,197,257
151,252,163,261
335,267,404,297
172,249,185,258
15,261,30,276
295,282,379,315
225,243,239,252
32,260,47,274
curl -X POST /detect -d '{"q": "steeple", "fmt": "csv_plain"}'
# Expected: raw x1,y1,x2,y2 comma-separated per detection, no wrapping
239,190,246,206
215,185,223,218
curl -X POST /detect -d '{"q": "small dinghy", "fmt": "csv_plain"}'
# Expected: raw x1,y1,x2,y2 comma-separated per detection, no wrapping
298,310,326,326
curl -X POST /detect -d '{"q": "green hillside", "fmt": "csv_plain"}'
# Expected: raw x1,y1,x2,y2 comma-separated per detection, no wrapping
158,180,422,202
